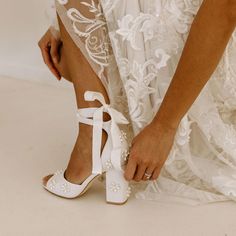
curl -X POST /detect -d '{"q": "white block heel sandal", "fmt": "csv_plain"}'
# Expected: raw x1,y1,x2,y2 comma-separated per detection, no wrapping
43,91,131,205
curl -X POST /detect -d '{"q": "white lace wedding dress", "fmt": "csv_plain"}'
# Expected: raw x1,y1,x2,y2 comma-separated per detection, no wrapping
47,0,236,205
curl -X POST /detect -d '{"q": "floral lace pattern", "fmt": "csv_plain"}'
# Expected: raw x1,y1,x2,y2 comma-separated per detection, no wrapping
51,0,236,204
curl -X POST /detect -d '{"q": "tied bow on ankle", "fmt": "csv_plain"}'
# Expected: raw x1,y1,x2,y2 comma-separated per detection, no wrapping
77,91,129,175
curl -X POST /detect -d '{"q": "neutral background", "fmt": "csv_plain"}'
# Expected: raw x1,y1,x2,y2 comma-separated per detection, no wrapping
2,2,236,236
0,0,67,86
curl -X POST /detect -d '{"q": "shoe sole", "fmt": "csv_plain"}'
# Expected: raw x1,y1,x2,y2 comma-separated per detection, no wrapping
106,199,128,205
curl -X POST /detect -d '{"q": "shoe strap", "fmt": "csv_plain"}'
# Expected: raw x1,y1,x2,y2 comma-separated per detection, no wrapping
77,91,129,175
77,108,110,132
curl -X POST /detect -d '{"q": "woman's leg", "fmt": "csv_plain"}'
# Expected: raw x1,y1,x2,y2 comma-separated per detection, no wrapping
43,8,110,185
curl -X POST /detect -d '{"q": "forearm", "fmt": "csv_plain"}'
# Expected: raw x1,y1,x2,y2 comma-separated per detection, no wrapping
153,0,236,129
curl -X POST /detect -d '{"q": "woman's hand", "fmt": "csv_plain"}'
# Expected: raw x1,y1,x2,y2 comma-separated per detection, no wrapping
38,28,62,80
124,120,178,182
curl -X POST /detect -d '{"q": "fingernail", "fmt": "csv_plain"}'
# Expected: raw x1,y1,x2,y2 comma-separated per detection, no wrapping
53,57,58,64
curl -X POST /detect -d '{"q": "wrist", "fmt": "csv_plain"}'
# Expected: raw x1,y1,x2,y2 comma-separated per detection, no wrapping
151,112,181,131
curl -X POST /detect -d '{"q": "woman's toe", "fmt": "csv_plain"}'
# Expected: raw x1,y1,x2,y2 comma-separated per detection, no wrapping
42,174,53,186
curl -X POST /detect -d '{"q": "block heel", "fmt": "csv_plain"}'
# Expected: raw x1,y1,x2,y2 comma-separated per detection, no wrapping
106,169,131,205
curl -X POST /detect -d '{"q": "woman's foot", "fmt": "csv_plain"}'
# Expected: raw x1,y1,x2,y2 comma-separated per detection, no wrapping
42,122,108,186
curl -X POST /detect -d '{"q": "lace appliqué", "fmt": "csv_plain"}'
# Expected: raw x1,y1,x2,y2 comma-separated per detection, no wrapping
57,0,110,77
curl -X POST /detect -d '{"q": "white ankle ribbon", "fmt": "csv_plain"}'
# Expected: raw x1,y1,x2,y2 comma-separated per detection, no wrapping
84,91,129,175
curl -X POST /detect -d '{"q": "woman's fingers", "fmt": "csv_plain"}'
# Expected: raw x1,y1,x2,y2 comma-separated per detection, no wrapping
133,164,148,182
54,46,72,82
38,29,62,80
41,46,61,80
124,157,137,181
50,38,62,64
150,167,161,180
142,166,156,181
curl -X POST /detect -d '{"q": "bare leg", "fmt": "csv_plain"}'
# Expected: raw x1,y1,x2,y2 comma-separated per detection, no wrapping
43,9,109,185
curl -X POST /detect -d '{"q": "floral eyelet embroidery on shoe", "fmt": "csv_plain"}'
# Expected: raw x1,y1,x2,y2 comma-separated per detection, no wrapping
119,130,128,143
126,186,132,197
105,160,113,170
60,183,71,193
48,179,57,190
109,182,121,192
121,149,130,162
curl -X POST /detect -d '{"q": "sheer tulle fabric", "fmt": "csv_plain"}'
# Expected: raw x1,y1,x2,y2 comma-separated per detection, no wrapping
48,0,236,205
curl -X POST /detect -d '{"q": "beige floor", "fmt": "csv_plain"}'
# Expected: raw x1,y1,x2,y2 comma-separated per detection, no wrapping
1,76,236,236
